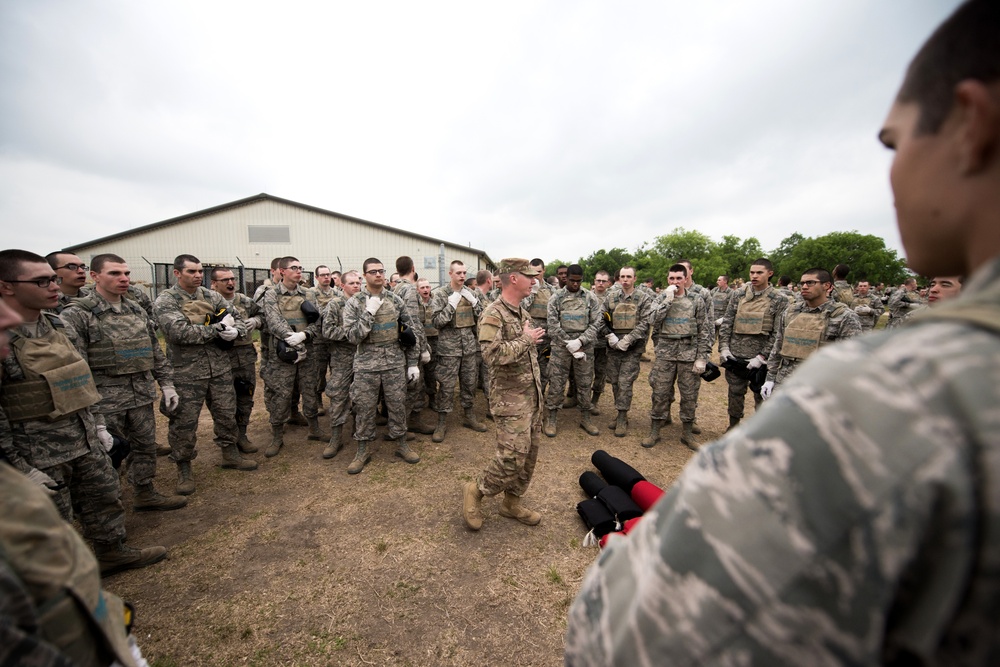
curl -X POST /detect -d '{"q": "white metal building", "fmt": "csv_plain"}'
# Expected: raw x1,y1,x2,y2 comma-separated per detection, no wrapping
63,193,493,296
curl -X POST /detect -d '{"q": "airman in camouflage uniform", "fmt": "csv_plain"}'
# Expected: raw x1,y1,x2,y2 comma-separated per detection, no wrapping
831,263,856,308
417,278,439,409
520,259,555,393
210,267,261,454
886,277,925,328
567,8,1000,658
709,273,733,342
45,251,90,313
852,279,885,331
430,260,487,442
260,257,325,455
342,258,421,474
61,254,186,512
154,254,256,496
718,258,789,430
0,249,166,575
394,257,434,436
462,258,545,531
319,270,361,459
602,266,652,437
588,271,613,416
764,268,862,392
251,258,281,380
643,264,713,450
308,265,337,415
543,264,602,437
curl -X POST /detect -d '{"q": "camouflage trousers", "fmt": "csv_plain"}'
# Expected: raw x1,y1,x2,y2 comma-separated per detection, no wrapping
479,356,491,407
421,337,439,405
606,346,643,411
546,346,594,411
725,368,762,419
103,402,158,488
592,346,608,396
649,358,702,423
43,447,126,544
263,356,318,426
477,410,541,498
168,372,238,463
434,352,479,413
536,335,551,395
772,356,802,387
258,332,272,376
232,360,257,427
324,346,355,427
307,341,331,403
351,367,407,442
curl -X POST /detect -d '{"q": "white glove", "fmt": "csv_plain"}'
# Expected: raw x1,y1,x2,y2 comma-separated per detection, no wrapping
747,355,766,369
285,331,308,347
161,386,180,412
420,349,431,364
662,284,677,305
720,349,735,362
365,296,383,315
693,358,707,374
96,425,114,452
572,350,586,360
218,325,238,341
407,366,420,384
461,287,478,306
606,333,620,347
447,291,463,308
220,314,236,328
761,381,775,400
26,468,59,496
615,337,631,352
566,339,582,354
715,318,724,327
530,281,540,294
245,316,261,332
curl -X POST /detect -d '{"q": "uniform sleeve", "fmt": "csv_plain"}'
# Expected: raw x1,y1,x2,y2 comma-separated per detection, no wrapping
343,295,373,346
148,311,174,387
479,308,533,367
625,292,653,344
430,288,454,330
648,293,668,333
579,291,603,347
56,307,90,364
834,308,863,341
395,294,420,367
696,297,713,358
718,289,741,355
401,285,426,352
761,293,789,360
154,292,218,345
546,292,568,345
261,288,294,341
321,300,348,342
766,309,787,382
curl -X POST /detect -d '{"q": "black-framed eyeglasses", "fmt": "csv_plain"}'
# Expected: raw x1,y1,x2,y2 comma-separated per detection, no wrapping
4,276,62,288
56,263,88,272
285,266,303,272
799,280,821,287
366,269,386,275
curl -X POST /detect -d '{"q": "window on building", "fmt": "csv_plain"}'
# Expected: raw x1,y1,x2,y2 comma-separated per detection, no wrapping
248,226,290,243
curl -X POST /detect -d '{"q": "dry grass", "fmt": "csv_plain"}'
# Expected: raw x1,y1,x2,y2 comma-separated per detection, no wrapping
111,342,747,666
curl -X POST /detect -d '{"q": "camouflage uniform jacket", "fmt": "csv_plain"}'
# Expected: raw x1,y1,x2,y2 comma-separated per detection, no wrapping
766,298,862,382
590,290,611,349
319,293,357,353
546,287,603,348
649,291,713,362
126,284,156,322
225,291,261,368
154,284,246,381
0,316,100,473
61,290,173,412
832,279,856,307
565,256,1000,667
260,282,322,349
343,287,419,372
853,293,885,330
477,297,542,422
601,287,653,347
393,278,427,353
718,284,789,360
430,284,482,357
52,286,91,314
709,286,733,320
687,282,715,322
888,288,925,322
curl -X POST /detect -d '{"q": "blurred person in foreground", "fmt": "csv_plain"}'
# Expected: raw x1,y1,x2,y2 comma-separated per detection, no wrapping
565,2,1000,664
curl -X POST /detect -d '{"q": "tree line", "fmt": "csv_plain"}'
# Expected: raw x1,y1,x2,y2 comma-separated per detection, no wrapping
546,228,910,288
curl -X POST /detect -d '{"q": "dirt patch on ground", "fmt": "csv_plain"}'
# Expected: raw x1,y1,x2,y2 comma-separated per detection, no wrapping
110,343,751,666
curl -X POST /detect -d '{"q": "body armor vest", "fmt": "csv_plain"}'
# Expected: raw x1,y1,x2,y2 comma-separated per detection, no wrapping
780,304,845,361
74,297,155,375
421,300,438,337
454,297,476,328
559,293,589,334
313,288,334,310
528,288,550,322
611,299,638,336
734,286,775,335
279,292,308,332
368,296,400,345
230,298,254,348
659,296,698,338
0,317,102,422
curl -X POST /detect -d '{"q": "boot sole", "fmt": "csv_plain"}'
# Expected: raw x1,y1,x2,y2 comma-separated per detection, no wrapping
322,447,342,459
347,456,371,474
394,451,421,464
462,482,483,531
100,550,168,577
219,463,258,470
134,500,188,512
498,508,541,526
463,423,488,433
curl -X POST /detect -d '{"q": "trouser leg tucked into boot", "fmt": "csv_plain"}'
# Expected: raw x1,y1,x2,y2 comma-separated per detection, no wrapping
614,410,629,438
642,419,663,448
463,407,488,433
394,436,420,464
498,493,541,526
579,409,599,436
266,424,284,458
94,539,168,577
462,481,484,531
134,483,187,512
323,424,343,459
590,391,602,416
220,444,258,470
691,421,702,435
307,416,328,442
432,412,448,443
347,441,372,475
236,424,257,454
544,409,558,437
176,460,195,496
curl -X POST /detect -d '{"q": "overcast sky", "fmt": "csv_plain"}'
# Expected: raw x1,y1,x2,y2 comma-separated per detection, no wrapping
1,1,962,266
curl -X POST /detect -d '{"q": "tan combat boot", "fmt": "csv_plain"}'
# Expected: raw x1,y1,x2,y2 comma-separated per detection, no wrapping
133,483,187,512
463,407,488,433
579,410,599,436
432,412,447,443
394,437,420,464
176,461,195,496
266,424,283,458
236,424,257,454
691,421,702,435
680,421,697,450
220,444,258,470
544,409,558,438
307,416,328,442
641,419,663,448
95,539,168,576
407,411,436,435
614,410,629,438
462,481,484,531
323,424,343,459
347,441,371,475
498,493,541,526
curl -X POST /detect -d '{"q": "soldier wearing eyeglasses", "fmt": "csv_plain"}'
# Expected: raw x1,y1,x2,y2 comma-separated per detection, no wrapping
44,251,89,312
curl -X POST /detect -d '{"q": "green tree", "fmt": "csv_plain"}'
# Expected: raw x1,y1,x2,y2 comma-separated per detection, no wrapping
579,247,633,282
641,228,717,287
770,233,806,277
778,231,909,286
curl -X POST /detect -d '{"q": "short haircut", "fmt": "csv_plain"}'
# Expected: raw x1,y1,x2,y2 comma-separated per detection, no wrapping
530,258,544,268
362,257,382,274
595,270,610,280
278,256,299,270
803,268,833,284
331,270,341,278
904,277,918,286
173,254,201,271
619,265,636,276
833,263,850,280
557,264,568,272
897,0,1000,135
0,249,47,281
270,257,281,270
778,275,792,287
342,270,361,283
464,277,476,288
750,258,774,271
567,264,583,277
449,260,465,270
417,278,430,287
476,269,492,286
45,251,77,269
677,258,692,269
718,274,729,282
396,256,414,275
92,253,127,273
668,263,688,277
210,266,234,281
315,264,330,275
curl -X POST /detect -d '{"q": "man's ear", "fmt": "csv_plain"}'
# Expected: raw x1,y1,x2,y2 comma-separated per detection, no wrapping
952,80,1000,175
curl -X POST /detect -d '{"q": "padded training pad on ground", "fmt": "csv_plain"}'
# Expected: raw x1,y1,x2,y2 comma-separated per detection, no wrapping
596,486,643,523
591,450,645,493
576,498,619,537
579,470,607,498
630,480,665,512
